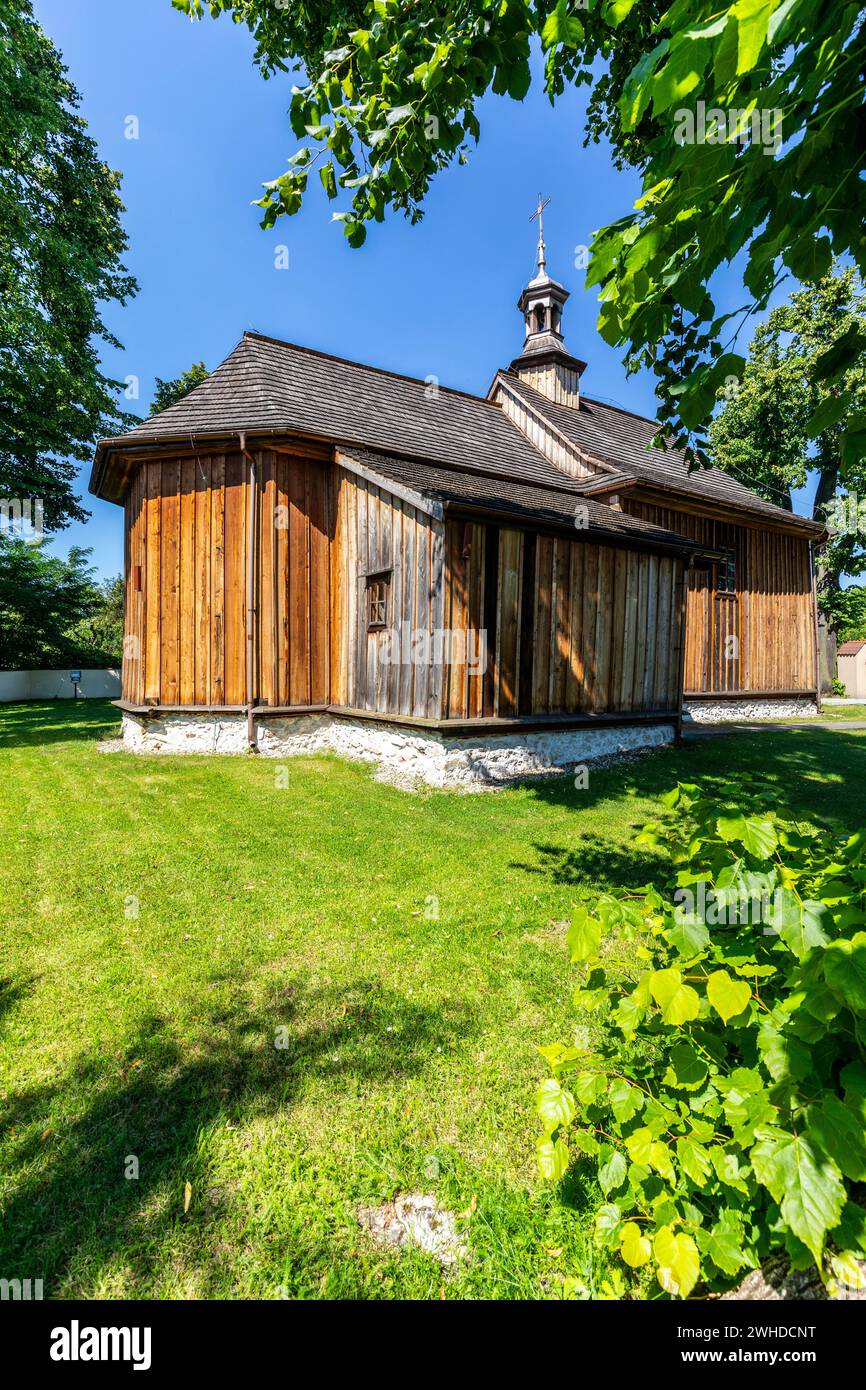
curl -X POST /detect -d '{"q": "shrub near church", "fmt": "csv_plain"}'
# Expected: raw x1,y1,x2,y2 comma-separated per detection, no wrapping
537,783,866,1299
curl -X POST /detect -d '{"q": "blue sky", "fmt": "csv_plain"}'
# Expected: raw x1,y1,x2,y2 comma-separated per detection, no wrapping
37,0,812,582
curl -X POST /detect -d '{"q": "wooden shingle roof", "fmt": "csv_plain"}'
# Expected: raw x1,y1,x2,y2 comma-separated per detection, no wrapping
501,375,824,535
92,332,599,501
338,447,705,555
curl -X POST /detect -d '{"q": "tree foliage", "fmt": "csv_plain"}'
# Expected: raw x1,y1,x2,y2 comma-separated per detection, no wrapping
65,573,124,666
536,783,866,1298
176,0,865,462
0,0,137,532
0,535,119,668
151,361,210,415
834,585,866,645
709,267,866,615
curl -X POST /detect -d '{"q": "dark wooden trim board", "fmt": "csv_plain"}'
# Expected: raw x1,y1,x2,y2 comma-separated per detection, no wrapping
114,698,678,738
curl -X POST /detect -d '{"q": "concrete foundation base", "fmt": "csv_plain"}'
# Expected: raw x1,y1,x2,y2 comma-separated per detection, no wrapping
120,711,677,791
683,697,818,723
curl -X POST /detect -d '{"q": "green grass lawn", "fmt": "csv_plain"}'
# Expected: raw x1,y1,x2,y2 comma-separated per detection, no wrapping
817,704,866,721
2,701,866,1300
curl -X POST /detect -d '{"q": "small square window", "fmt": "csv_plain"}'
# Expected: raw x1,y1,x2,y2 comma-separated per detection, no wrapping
717,552,737,594
366,572,390,631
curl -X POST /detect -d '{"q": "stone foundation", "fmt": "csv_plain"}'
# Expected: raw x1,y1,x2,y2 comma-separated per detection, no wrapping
119,711,676,791
683,697,818,724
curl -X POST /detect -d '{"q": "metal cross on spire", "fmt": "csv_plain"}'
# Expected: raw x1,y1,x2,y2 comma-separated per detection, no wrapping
529,193,551,274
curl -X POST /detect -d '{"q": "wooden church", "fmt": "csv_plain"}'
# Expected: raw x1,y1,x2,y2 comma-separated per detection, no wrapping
91,212,823,788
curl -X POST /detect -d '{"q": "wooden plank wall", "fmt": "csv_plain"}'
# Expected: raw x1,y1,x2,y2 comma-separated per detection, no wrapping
122,451,331,707
622,498,816,693
442,518,684,718
122,458,688,723
330,466,445,718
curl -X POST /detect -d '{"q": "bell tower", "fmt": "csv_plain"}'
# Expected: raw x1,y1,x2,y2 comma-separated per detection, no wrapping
511,195,585,409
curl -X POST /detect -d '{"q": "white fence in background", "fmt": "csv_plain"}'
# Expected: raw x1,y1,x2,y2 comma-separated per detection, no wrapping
0,669,120,702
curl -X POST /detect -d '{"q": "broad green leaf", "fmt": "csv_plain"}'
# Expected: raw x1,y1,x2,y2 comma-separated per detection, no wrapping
650,38,710,117
751,1133,845,1261
568,909,602,963
653,1225,701,1298
595,1203,622,1248
620,1220,652,1267
676,1135,712,1186
698,1209,748,1276
572,1071,607,1107
756,1016,812,1082
767,890,830,960
599,1148,628,1196
625,1126,655,1166
718,1069,774,1144
716,813,777,858
537,1135,570,1181
571,1129,601,1156
842,1061,866,1118
830,1251,866,1292
608,1077,644,1123
626,1126,674,1179
813,325,866,383
541,0,584,49
732,0,776,73
707,969,751,1023
710,1148,750,1193
824,932,866,1013
318,162,337,199
604,0,638,25
536,1078,576,1132
649,967,700,1025
613,994,645,1036
664,1040,708,1090
668,911,710,956
807,1096,866,1182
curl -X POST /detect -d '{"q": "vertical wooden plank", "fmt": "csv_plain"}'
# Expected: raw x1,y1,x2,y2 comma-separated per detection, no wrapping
308,461,330,706
632,553,649,710
653,557,672,708
565,541,584,713
275,458,290,706
144,464,162,704
642,555,658,710
594,545,614,711
328,469,344,706
549,538,570,712
160,459,180,704
620,549,638,711
257,452,276,708
222,451,246,706
179,457,196,705
533,535,553,713
288,459,309,705
210,453,226,706
427,520,444,719
498,528,521,717
447,519,469,719
609,548,627,706
482,523,500,719
398,504,416,715
194,455,212,704
517,531,537,715
581,544,598,711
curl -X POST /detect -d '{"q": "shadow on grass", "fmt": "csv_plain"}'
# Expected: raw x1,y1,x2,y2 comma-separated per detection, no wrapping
0,975,36,1027
513,727,866,891
0,974,477,1296
0,699,119,749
